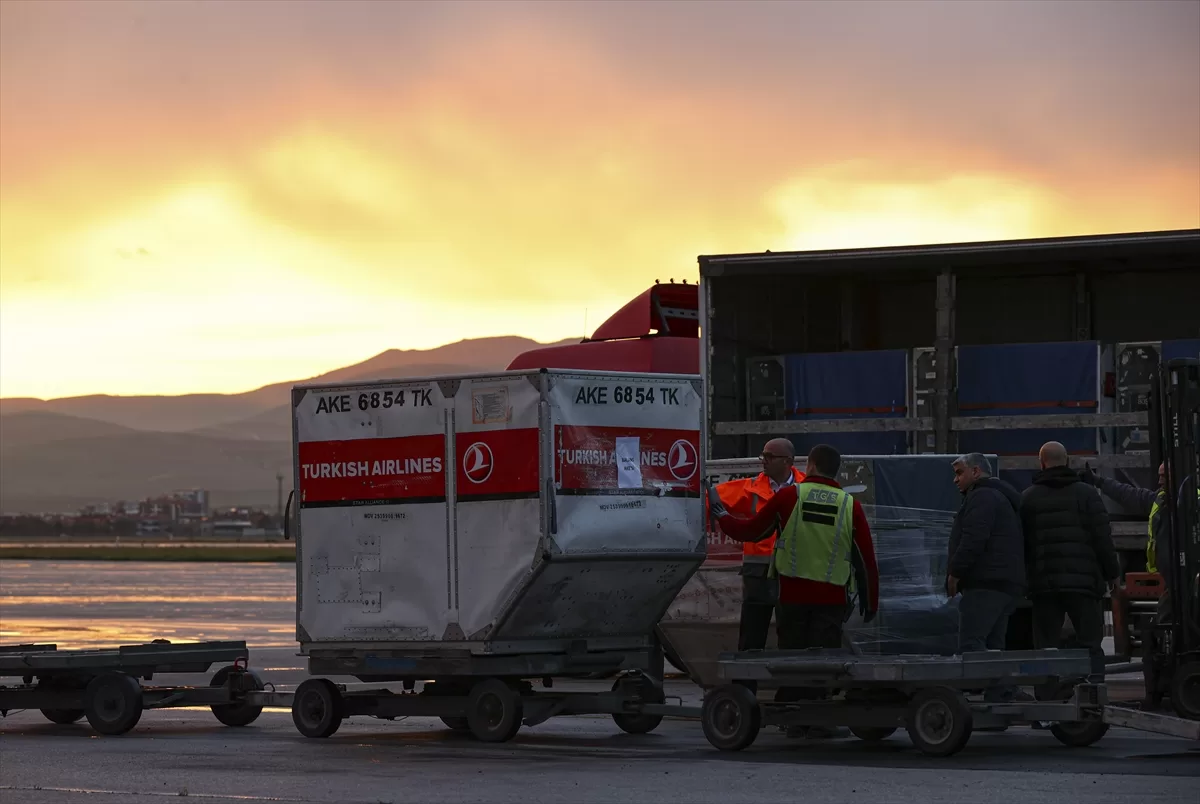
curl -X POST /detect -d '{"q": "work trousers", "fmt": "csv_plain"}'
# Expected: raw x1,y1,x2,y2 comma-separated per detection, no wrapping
738,570,778,651
959,588,1016,653
1032,592,1106,680
736,569,777,695
775,602,844,702
958,588,1018,702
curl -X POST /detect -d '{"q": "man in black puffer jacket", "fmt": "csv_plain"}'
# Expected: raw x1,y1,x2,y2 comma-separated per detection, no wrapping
948,453,1026,645
1020,441,1120,677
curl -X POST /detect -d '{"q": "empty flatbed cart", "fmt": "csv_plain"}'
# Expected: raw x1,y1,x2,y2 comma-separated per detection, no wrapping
701,648,1111,757
0,640,265,735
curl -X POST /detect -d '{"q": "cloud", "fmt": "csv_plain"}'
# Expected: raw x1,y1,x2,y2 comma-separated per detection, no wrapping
0,0,1197,398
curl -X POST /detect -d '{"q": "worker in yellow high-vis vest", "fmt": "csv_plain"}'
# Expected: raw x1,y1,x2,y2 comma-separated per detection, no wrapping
1080,462,1197,574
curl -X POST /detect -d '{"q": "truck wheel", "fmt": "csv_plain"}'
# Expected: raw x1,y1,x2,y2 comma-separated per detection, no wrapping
1050,719,1109,747
906,688,972,757
291,678,343,739
84,672,144,736
209,665,265,727
467,679,523,743
850,726,896,742
1169,660,1200,720
41,708,85,725
611,674,665,735
701,684,760,752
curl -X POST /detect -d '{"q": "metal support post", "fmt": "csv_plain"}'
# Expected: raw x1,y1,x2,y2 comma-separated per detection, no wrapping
934,270,957,454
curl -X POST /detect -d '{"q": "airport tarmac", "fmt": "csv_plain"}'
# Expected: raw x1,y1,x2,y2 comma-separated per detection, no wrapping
2,561,1198,803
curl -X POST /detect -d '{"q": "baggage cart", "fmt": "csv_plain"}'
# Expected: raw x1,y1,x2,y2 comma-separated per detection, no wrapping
701,648,1116,757
286,368,708,741
0,640,265,736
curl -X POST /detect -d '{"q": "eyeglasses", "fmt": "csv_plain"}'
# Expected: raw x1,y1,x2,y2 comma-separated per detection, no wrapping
760,453,788,461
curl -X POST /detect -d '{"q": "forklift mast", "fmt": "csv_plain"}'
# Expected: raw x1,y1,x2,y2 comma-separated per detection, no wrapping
1148,357,1200,660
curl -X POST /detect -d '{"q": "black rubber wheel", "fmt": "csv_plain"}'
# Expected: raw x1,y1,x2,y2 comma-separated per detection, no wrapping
905,688,973,757
291,678,343,739
40,708,85,724
209,665,265,727
1050,719,1109,747
84,672,144,736
701,684,761,752
611,674,665,735
440,716,470,732
466,679,523,743
1169,660,1200,721
850,726,896,742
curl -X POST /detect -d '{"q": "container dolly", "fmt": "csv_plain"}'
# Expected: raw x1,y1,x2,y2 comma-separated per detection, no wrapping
700,648,1121,757
283,638,700,743
0,639,266,735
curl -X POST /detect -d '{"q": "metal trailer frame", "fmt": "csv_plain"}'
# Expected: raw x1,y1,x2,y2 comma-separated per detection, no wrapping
276,652,703,743
0,640,267,736
700,648,1120,757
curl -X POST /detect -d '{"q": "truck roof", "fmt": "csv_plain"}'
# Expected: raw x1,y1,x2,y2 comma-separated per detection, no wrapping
698,228,1200,278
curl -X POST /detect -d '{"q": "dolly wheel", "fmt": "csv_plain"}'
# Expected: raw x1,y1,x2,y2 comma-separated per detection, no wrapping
611,674,665,735
40,708,85,725
84,672,144,736
850,726,896,742
291,678,343,739
906,688,973,757
1050,719,1109,747
701,685,761,752
209,665,265,727
1169,660,1200,721
467,679,523,743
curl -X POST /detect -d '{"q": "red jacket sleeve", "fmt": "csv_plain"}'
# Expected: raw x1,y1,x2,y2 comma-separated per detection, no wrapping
716,485,797,543
851,499,880,613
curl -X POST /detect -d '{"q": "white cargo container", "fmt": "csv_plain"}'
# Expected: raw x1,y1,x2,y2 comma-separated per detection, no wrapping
289,368,706,686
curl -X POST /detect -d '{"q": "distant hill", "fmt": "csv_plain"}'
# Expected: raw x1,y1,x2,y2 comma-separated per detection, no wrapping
0,431,290,514
0,335,577,512
0,412,138,452
0,336,577,432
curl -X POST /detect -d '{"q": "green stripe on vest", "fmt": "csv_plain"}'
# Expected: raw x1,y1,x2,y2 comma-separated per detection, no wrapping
770,482,855,584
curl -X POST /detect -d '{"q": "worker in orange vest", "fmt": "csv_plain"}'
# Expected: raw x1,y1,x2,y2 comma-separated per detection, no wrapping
711,438,806,651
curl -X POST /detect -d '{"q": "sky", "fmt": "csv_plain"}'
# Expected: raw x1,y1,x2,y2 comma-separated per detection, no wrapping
1,0,1197,400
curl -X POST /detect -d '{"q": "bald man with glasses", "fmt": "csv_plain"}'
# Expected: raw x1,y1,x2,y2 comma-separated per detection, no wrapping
710,438,806,652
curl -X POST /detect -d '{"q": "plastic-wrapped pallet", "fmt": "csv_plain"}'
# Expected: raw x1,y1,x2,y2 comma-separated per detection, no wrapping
843,505,960,656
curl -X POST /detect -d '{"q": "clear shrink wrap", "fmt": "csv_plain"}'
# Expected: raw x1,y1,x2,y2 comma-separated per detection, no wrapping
844,505,959,655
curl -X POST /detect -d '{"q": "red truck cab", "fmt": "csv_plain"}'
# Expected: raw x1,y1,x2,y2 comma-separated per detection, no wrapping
506,281,700,373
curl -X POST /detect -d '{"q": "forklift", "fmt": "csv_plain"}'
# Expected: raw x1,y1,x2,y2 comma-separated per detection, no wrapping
1142,357,1200,720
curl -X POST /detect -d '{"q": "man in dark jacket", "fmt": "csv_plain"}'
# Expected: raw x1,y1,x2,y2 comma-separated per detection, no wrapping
1020,442,1120,678
948,453,1026,701
948,453,1026,640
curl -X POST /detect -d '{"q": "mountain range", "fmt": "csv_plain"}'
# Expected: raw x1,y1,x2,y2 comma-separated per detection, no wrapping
0,336,575,513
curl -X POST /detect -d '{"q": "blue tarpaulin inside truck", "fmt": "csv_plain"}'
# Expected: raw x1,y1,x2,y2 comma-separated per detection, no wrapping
957,341,1099,459
1164,338,1200,361
870,455,998,512
784,350,908,456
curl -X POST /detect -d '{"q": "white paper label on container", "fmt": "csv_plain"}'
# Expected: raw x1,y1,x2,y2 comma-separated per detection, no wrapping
615,436,642,489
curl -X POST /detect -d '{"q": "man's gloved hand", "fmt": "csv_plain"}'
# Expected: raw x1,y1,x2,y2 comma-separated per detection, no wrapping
705,481,728,520
851,545,875,623
1078,462,1098,486
856,591,877,624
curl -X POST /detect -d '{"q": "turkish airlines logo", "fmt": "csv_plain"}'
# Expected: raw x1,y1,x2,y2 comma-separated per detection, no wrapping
668,439,698,481
462,442,494,484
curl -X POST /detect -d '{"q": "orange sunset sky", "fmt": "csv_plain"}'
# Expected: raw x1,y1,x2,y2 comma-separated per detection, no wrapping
1,0,1197,400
